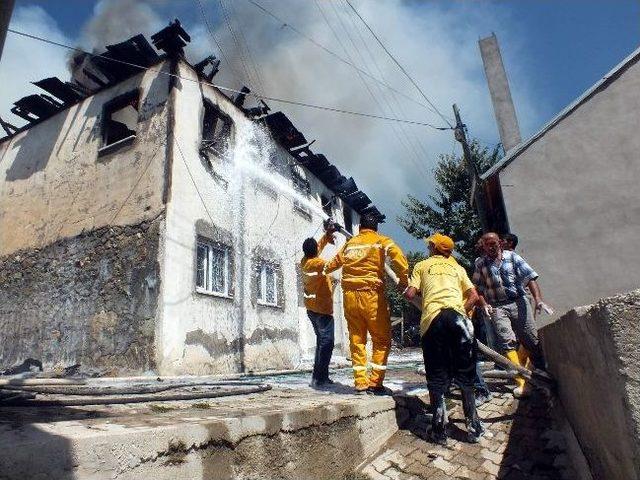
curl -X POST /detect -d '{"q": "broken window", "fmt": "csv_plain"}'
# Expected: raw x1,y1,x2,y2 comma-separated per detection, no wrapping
101,90,139,150
200,100,233,160
320,194,333,218
291,165,312,219
343,203,353,234
196,239,232,297
256,261,278,306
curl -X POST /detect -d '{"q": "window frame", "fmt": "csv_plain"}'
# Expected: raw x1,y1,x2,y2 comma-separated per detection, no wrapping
195,238,232,298
98,89,140,155
256,261,279,307
290,165,312,219
200,99,234,161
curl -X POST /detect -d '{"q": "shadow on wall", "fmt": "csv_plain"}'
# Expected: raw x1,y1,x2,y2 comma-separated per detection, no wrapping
4,106,74,182
0,404,117,479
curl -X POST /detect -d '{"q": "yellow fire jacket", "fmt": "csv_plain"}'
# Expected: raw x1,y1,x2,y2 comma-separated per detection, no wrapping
324,228,409,291
300,234,334,315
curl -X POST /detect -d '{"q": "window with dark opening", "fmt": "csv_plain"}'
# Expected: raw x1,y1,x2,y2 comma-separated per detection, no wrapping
196,238,232,297
101,90,139,150
256,260,278,306
320,194,333,218
343,203,353,234
201,100,233,160
291,165,312,219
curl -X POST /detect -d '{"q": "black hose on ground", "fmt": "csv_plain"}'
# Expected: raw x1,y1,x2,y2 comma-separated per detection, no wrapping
1,380,269,396
0,383,272,406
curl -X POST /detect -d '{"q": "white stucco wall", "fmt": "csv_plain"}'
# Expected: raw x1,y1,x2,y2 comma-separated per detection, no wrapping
157,61,357,375
499,56,640,321
0,62,172,256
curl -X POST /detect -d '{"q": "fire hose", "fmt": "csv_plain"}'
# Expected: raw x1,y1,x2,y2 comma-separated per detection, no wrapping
333,223,553,390
0,380,272,406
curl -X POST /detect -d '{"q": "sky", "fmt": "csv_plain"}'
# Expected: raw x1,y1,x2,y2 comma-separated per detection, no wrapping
2,0,639,252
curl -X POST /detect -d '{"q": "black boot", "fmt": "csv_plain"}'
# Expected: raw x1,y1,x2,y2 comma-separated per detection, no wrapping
429,392,448,445
461,387,484,443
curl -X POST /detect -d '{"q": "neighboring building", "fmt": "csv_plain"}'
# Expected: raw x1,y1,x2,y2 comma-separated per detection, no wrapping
481,46,640,320
0,21,384,375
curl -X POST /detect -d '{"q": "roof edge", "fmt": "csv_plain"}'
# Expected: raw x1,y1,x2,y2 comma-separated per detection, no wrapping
481,44,640,180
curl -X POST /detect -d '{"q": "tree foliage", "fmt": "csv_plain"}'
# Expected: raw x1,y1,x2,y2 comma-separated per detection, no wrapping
397,141,501,272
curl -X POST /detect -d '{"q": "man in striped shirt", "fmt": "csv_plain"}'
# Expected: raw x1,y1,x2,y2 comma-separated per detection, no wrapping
472,232,546,398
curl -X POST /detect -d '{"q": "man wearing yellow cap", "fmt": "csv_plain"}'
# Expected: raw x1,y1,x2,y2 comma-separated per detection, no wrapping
405,233,485,444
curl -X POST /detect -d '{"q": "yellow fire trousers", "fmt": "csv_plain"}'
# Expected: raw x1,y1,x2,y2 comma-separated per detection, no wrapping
343,289,391,389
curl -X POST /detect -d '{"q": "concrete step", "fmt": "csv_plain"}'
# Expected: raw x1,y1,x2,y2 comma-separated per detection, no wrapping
0,387,405,480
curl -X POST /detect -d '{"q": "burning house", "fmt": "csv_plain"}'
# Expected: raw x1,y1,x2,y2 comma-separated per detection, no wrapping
0,20,384,375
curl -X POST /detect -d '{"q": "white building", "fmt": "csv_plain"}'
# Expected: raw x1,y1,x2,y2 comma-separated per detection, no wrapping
0,22,384,375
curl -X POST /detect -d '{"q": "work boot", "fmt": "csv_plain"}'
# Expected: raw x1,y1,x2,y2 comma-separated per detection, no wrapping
505,349,528,398
429,392,448,445
461,387,484,443
354,386,369,395
367,385,393,396
475,391,492,407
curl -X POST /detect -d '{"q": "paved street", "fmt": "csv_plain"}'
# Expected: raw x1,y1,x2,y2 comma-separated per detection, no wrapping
359,381,576,480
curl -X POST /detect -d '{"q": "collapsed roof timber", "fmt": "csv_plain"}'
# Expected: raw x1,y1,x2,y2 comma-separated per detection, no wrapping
1,19,384,223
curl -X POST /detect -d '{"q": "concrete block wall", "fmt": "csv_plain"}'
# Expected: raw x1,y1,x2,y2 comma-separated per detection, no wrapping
540,289,640,480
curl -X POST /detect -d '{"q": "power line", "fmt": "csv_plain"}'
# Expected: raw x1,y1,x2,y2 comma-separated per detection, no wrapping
6,28,450,130
344,0,454,128
244,0,444,121
194,0,245,86
324,0,430,184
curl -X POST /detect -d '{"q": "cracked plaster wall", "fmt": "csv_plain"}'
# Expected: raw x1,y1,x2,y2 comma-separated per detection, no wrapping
0,62,172,373
157,62,354,375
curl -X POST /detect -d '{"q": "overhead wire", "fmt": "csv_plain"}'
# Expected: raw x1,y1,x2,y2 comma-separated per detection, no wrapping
340,0,432,161
336,0,427,165
6,28,451,130
244,0,445,121
194,0,246,86
325,0,431,185
344,0,454,128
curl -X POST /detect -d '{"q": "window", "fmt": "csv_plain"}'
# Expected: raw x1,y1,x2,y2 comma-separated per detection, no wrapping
256,261,278,306
200,100,233,160
320,194,333,218
196,239,231,297
343,202,353,234
291,165,312,218
101,90,139,151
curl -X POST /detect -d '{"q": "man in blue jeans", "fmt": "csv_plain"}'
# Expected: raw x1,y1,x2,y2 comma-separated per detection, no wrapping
300,228,336,387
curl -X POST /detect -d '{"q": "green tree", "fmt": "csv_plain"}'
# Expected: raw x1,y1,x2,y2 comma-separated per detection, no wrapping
398,141,501,272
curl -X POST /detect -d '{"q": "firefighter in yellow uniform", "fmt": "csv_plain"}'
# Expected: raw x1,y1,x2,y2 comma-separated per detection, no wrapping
324,214,408,394
300,228,337,387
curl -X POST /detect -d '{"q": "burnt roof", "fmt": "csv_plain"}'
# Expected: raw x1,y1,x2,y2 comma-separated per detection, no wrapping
2,20,385,222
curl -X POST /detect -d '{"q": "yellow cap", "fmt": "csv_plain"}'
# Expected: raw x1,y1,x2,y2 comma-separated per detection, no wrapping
425,233,455,254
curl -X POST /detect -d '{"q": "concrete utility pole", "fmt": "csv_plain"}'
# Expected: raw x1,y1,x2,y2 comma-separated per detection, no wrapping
479,33,522,153
452,104,489,231
0,0,15,63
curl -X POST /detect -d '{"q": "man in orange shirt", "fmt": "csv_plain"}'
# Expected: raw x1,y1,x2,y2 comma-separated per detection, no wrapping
301,227,337,388
325,215,408,394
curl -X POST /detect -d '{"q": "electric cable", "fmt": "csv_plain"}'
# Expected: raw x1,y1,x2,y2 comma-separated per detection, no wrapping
5,29,450,130
326,0,431,185
344,0,454,128
244,0,446,120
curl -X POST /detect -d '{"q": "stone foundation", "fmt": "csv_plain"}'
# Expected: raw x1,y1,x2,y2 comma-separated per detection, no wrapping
0,216,163,375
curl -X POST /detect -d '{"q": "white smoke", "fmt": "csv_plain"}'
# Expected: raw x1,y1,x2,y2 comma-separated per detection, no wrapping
1,0,544,250
184,0,543,250
78,0,164,52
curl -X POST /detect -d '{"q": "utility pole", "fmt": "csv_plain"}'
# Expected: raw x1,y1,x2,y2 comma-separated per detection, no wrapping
452,104,489,231
0,0,15,63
